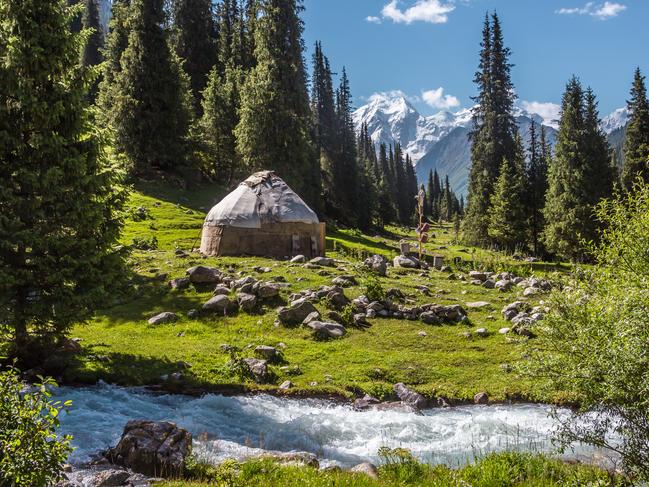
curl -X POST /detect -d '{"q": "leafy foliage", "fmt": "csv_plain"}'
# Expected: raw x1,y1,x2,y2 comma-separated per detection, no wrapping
0,367,72,486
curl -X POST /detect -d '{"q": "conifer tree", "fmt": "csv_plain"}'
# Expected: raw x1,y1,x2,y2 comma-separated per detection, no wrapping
621,68,649,190
68,0,83,32
487,134,528,250
171,0,217,111
80,0,104,102
526,120,548,255
376,143,396,225
112,0,193,175
0,0,125,361
235,0,320,209
464,13,518,245
543,78,611,261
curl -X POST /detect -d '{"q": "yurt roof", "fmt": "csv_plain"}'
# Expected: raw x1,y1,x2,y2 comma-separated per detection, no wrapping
204,171,320,229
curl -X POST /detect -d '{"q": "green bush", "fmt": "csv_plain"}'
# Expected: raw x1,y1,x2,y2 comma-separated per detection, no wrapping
523,181,649,480
363,274,386,303
0,367,72,486
132,235,159,250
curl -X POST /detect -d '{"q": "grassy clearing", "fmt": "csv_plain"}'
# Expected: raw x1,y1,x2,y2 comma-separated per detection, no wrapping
159,452,627,486
61,180,573,403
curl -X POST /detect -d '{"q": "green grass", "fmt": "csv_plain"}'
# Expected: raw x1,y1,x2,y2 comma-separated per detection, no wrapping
61,180,574,404
158,452,627,486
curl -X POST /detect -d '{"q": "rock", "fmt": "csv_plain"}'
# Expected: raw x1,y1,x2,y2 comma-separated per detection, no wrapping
92,469,131,487
474,392,489,404
243,358,270,383
169,278,190,290
302,310,322,325
393,382,426,409
353,394,380,411
523,286,540,297
290,255,306,263
202,295,237,314
353,313,371,328
482,279,496,289
499,327,511,334
237,293,258,313
367,301,384,312
418,331,427,337
366,309,377,319
495,279,513,292
278,299,318,326
350,462,379,479
186,309,199,319
466,301,491,309
305,321,346,339
326,288,350,310
255,282,281,299
475,328,489,337
393,254,420,269
310,256,335,267
420,311,441,325
148,312,178,326
186,266,221,284
61,338,82,354
469,271,487,281
257,452,319,468
107,420,192,478
502,301,527,321
279,380,293,390
212,285,231,296
254,345,278,361
332,275,358,287
364,254,388,276
234,276,257,293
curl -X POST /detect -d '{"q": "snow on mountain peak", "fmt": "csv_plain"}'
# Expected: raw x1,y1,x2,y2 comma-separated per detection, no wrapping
601,107,629,134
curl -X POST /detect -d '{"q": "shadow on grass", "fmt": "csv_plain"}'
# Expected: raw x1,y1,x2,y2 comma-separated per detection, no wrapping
133,180,228,213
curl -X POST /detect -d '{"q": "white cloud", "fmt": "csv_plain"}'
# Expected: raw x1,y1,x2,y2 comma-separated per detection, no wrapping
422,87,460,110
366,15,382,24
556,2,626,20
368,90,422,104
521,101,561,129
379,0,455,25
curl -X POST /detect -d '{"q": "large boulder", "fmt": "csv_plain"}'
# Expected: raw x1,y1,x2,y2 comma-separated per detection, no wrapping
393,383,426,409
393,255,420,269
310,257,335,267
254,282,281,299
278,299,318,326
107,420,192,478
237,293,258,313
186,266,221,284
325,287,350,310
364,255,388,276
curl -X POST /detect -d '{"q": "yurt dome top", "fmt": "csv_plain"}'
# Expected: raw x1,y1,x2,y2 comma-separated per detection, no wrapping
204,171,319,229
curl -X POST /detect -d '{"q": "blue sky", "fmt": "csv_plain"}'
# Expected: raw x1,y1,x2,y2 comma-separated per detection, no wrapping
302,0,649,119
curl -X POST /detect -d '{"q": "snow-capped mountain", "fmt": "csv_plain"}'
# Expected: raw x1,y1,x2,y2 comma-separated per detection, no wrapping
601,107,629,134
353,91,558,195
352,92,472,164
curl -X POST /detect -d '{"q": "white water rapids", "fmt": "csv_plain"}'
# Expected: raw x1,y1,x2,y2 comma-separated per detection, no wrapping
53,384,610,468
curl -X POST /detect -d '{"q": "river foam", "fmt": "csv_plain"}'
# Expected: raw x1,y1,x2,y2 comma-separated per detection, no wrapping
53,384,604,468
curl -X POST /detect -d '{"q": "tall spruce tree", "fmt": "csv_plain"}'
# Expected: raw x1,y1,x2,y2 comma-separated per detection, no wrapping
0,0,125,361
171,0,217,111
464,13,518,245
526,120,548,255
235,0,320,209
543,78,611,261
621,68,649,190
112,0,192,175
80,0,104,102
376,143,396,225
488,134,528,250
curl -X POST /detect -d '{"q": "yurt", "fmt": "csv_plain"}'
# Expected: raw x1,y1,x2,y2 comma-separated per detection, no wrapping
200,171,326,259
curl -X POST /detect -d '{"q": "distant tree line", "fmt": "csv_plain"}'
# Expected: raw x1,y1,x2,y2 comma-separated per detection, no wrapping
464,13,649,262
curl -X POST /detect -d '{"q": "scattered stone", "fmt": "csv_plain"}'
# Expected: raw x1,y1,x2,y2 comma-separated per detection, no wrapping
499,327,511,334
420,311,441,325
393,383,426,409
61,338,82,354
523,286,540,297
466,301,491,309
475,328,489,338
305,321,346,339
332,275,358,287
278,299,318,326
393,254,420,269
326,287,350,310
418,331,427,337
311,256,335,267
93,469,131,487
243,358,270,383
237,293,258,313
474,392,489,405
148,312,178,326
353,394,381,411
202,295,237,314
279,380,293,390
254,345,278,361
212,285,231,296
186,266,221,284
290,255,306,263
482,280,496,289
107,420,192,478
169,278,190,290
255,282,281,299
257,452,319,469
350,462,379,479
186,309,199,319
363,254,388,276
502,301,528,321
302,311,322,325
495,280,513,292
469,271,487,281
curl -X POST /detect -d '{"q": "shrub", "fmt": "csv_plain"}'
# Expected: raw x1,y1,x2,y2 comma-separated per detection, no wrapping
0,367,72,486
132,235,159,250
523,181,649,480
363,275,386,303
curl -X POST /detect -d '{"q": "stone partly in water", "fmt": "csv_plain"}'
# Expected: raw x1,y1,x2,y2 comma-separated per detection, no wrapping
393,382,427,409
107,420,192,478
